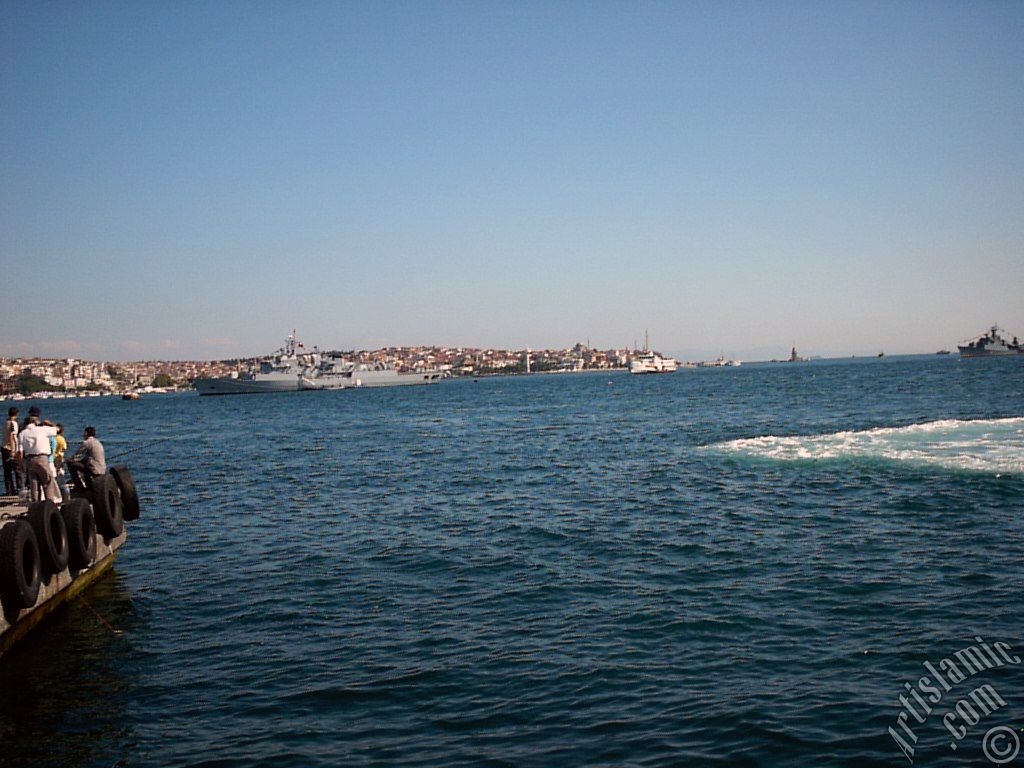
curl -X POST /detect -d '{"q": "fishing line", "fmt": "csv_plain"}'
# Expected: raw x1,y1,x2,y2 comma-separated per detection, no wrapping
79,596,123,636
105,433,185,462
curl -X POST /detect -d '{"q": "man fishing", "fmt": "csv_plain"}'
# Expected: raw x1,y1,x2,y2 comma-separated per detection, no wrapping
68,426,106,493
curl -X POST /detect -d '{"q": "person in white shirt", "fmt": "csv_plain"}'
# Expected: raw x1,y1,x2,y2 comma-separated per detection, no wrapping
19,415,59,502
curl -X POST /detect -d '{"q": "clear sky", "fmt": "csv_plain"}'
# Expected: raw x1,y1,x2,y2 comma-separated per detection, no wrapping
2,1,1022,360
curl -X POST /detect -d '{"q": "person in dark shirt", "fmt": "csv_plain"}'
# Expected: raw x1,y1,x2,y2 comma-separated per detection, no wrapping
2,407,19,495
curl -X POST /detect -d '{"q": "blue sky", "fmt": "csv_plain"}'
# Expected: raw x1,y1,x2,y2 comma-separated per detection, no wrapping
2,1,1022,360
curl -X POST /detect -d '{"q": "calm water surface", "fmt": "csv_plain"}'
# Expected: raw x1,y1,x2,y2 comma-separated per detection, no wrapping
1,355,1022,767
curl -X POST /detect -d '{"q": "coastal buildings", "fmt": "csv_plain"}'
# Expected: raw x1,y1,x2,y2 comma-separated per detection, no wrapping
0,342,636,397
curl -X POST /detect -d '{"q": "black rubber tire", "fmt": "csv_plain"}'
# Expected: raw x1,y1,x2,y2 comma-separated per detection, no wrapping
0,519,42,612
27,500,69,575
61,498,97,571
110,465,140,522
90,474,124,540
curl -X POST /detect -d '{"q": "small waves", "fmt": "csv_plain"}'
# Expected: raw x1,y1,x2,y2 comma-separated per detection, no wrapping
711,417,1024,474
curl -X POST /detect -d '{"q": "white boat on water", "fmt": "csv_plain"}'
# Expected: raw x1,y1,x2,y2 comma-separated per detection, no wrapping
629,332,678,374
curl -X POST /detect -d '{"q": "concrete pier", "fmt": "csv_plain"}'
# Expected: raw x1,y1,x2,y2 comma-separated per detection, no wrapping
0,501,125,658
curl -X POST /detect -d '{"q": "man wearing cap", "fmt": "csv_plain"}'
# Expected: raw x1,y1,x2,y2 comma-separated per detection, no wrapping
19,408,59,502
2,407,19,496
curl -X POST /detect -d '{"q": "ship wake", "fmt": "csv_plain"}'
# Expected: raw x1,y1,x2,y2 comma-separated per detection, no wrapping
711,417,1024,475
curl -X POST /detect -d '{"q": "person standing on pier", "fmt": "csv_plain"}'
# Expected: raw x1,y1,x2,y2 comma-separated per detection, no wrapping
53,424,69,502
68,426,106,493
2,407,19,496
18,412,59,502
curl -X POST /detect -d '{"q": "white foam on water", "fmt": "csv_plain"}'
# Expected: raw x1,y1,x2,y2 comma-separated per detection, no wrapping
712,417,1024,475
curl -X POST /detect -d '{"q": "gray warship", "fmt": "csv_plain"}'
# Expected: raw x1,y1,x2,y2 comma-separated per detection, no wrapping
957,326,1023,357
194,332,307,395
195,332,447,395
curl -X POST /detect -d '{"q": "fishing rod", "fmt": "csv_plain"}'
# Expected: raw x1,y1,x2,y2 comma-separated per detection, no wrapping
105,433,183,462
104,414,203,462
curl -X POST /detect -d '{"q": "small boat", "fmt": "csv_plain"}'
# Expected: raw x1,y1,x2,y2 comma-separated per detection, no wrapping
877,352,885,358
121,392,140,400
936,349,951,355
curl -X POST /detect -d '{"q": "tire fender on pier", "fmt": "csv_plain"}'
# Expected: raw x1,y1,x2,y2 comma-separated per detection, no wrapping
27,500,70,576
110,465,140,522
0,519,42,612
90,475,124,540
61,499,98,571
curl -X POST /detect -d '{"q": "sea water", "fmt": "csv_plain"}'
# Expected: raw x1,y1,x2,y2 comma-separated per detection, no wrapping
0,354,1021,766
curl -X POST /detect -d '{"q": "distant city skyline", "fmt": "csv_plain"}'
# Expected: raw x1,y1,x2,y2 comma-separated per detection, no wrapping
2,327,1015,366
2,2,1021,361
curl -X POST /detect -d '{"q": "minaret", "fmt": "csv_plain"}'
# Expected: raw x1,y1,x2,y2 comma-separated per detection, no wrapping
525,348,531,374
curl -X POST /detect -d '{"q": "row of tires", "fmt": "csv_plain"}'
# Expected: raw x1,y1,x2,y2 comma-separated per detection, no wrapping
0,465,140,615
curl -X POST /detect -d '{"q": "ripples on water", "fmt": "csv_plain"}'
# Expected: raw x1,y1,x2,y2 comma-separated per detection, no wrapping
1,356,1022,766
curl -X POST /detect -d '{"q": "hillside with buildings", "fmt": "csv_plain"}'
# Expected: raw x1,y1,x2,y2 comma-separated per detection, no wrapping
0,343,635,398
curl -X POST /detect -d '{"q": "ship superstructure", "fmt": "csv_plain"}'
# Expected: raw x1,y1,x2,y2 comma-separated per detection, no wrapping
300,357,446,389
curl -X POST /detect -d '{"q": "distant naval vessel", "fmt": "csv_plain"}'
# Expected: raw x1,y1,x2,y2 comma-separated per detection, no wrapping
194,332,306,395
957,326,1023,357
194,332,447,395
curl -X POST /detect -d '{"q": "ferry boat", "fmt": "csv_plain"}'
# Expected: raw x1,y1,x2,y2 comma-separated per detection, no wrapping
957,326,1023,357
629,333,678,374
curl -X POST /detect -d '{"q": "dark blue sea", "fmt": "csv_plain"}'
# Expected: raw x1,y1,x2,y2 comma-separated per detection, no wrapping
2,355,1022,767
